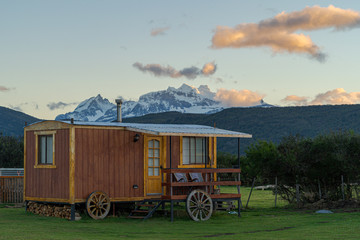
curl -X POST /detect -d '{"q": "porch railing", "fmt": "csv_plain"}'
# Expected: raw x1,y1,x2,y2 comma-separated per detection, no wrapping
161,168,241,200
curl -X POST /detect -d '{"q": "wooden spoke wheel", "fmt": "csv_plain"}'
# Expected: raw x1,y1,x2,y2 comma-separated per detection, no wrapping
186,189,213,221
86,191,111,220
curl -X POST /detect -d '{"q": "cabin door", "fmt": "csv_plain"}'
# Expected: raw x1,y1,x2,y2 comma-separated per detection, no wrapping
145,137,164,195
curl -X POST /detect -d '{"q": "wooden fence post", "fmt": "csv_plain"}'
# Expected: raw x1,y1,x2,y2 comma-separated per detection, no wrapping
296,184,300,207
275,177,278,208
245,177,256,209
341,175,345,201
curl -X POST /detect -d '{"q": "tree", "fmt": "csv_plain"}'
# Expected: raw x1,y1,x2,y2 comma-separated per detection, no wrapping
0,133,24,168
241,131,360,204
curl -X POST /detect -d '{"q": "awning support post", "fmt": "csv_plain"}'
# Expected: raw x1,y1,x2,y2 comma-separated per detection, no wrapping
237,138,242,217
169,136,174,222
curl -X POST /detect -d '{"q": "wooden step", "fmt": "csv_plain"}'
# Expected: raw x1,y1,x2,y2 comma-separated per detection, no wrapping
136,204,155,207
132,209,150,213
128,200,164,220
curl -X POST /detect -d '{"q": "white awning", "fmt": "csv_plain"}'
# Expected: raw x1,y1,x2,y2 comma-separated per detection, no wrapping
62,121,252,138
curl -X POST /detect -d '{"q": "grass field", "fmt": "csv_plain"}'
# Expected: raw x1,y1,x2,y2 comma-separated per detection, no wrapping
1,187,359,240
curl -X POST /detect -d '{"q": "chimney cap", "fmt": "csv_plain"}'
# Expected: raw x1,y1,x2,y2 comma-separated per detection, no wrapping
115,99,123,105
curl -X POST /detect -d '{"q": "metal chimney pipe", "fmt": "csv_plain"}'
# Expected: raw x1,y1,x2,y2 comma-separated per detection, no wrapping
115,99,123,122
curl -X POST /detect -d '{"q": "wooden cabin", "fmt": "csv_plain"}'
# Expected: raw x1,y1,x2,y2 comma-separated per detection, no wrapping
24,120,251,221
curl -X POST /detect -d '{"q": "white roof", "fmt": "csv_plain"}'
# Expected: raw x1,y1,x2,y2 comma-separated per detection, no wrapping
61,121,252,138
0,168,24,176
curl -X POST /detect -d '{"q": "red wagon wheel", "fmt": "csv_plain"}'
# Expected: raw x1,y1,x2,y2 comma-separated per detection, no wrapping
186,189,213,221
86,191,111,220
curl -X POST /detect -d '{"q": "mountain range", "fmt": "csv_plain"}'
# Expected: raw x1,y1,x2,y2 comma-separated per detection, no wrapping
124,104,360,154
0,106,39,136
3,102,360,155
55,84,272,122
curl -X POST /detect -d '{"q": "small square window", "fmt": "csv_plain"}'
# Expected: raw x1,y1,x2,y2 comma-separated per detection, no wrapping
35,131,56,168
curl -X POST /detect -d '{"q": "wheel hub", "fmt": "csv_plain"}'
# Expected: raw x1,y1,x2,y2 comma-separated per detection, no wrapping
197,202,204,209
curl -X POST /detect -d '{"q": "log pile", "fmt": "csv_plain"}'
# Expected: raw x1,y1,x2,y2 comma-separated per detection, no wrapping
27,202,81,220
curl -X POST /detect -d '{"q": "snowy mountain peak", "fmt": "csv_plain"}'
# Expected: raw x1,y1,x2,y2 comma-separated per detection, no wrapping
55,84,274,122
198,85,215,99
177,83,198,94
248,99,275,108
56,94,115,121
75,94,113,112
167,83,198,94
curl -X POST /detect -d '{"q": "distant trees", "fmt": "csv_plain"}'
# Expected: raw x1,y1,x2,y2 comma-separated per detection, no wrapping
0,133,23,168
219,131,360,204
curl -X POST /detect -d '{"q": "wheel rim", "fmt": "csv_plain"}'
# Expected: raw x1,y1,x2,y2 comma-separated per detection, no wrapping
86,191,110,220
186,189,213,221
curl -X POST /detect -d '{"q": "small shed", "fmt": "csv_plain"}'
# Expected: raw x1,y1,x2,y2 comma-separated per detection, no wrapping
0,168,24,176
24,120,251,221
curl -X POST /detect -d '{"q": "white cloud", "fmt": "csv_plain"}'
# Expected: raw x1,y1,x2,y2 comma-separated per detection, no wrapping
133,62,217,79
47,101,78,110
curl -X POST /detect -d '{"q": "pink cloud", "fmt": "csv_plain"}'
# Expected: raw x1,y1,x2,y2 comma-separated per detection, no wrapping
215,88,265,107
211,5,360,61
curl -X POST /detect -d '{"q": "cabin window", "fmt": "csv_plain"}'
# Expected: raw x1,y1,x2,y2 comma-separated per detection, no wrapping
182,137,206,165
38,135,53,164
148,139,160,176
34,131,56,168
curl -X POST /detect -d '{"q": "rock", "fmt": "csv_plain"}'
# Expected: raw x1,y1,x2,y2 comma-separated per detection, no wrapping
316,210,333,214
254,185,275,190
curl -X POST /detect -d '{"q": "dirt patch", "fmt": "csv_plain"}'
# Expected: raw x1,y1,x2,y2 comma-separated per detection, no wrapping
334,208,360,213
245,226,295,234
4,203,23,208
303,199,360,210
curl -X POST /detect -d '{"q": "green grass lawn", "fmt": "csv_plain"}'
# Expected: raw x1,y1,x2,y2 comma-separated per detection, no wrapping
1,187,359,240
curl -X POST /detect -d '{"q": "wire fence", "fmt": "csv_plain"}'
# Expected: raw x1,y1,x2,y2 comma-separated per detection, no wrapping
217,173,360,209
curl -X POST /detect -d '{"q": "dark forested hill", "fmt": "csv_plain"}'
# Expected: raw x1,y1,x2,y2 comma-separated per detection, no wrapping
125,105,360,154
2,104,360,154
0,106,39,136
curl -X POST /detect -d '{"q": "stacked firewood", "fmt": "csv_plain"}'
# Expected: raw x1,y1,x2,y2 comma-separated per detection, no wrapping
27,202,80,220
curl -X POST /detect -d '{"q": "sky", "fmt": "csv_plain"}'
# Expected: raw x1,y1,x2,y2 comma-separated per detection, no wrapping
1,0,360,120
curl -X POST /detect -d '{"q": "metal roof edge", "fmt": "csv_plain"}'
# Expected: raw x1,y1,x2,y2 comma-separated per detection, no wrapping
27,120,252,138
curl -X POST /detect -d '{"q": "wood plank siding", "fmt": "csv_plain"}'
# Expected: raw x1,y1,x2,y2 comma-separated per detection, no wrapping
25,129,70,201
166,136,181,168
74,128,145,201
